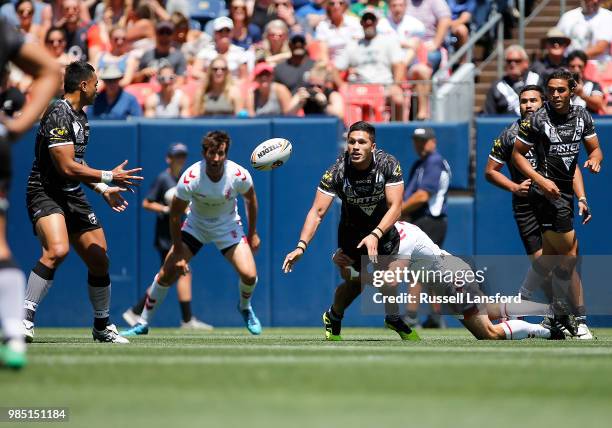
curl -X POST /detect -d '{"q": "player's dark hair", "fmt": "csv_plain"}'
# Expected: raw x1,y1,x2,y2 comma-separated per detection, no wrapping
519,85,544,98
348,121,376,145
63,61,95,93
546,68,576,90
202,130,231,153
567,50,588,65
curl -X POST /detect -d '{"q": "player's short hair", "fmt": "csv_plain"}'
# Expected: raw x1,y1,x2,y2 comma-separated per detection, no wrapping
348,121,376,145
64,61,96,93
567,50,588,64
519,84,544,98
202,130,231,153
546,68,576,90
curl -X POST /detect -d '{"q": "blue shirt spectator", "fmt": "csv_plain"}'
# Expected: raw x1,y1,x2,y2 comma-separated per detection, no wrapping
447,0,476,21
90,88,142,120
0,0,47,27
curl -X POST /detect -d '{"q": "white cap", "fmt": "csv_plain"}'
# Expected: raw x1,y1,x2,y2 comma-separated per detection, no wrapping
213,16,234,32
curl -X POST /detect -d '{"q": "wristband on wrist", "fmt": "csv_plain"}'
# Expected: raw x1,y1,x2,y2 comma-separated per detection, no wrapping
369,231,381,240
101,170,113,184
375,227,384,236
94,183,110,194
297,240,307,252
578,197,587,203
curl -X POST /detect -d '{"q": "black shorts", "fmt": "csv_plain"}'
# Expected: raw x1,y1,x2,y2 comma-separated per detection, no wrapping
512,199,542,255
26,186,101,235
338,223,400,272
528,184,574,233
0,142,11,216
412,215,447,246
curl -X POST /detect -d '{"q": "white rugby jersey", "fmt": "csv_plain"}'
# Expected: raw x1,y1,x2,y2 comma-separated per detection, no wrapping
175,159,253,225
395,221,448,269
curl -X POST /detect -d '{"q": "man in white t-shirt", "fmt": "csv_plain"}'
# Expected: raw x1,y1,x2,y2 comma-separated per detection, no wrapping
334,10,406,120
121,131,263,337
333,221,574,340
378,0,426,66
314,0,363,63
557,0,612,62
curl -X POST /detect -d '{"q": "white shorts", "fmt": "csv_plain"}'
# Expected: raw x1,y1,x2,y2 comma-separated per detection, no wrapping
181,216,246,254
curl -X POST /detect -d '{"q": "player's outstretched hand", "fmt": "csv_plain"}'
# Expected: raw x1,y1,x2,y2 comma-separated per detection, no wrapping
103,186,129,212
540,178,561,200
357,235,378,264
513,179,531,197
332,248,354,268
282,249,303,273
248,232,261,254
578,199,592,225
584,158,601,174
112,160,143,188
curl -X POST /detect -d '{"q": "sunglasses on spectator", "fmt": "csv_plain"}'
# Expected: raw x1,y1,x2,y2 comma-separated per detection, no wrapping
212,66,228,72
112,36,126,42
327,1,345,7
46,38,66,45
216,28,231,34
158,75,176,83
157,29,173,35
505,58,523,64
547,38,568,46
17,8,33,17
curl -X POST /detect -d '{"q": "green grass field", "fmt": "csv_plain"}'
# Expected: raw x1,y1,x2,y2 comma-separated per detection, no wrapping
2,327,612,428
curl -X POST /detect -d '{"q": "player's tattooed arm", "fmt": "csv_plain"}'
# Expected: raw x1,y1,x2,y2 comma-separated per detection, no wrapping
242,186,260,253
282,190,334,273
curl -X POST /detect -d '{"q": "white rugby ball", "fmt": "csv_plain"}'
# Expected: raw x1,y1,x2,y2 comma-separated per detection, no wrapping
164,186,177,206
250,138,292,171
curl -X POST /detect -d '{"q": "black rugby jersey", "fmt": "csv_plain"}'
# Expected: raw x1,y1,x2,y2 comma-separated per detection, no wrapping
489,119,538,184
517,103,596,191
27,99,90,193
318,149,403,231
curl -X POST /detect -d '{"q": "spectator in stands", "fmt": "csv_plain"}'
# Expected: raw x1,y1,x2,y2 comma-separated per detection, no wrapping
176,12,211,64
378,0,425,70
44,26,73,67
246,61,302,116
194,16,251,81
15,0,42,42
95,25,138,86
51,0,91,25
134,20,187,83
530,27,570,84
170,11,190,53
230,0,262,50
194,56,245,116
272,0,304,34
484,45,540,115
125,0,156,52
296,0,326,35
567,50,606,114
405,0,451,73
91,63,143,119
294,61,344,118
144,65,191,117
274,33,314,93
93,0,131,26
334,10,406,121
256,19,291,65
350,0,389,18
251,0,278,31
315,0,363,64
1,0,52,37
557,0,612,62
401,127,451,329
447,0,475,54
57,0,91,61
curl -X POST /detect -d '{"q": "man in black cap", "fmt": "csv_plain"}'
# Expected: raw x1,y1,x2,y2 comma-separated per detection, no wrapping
274,33,314,94
123,143,213,331
134,21,187,84
401,127,451,328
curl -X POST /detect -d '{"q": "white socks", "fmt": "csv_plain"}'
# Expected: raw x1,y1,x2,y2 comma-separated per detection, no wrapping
0,268,26,341
141,278,170,324
239,277,257,310
500,319,551,340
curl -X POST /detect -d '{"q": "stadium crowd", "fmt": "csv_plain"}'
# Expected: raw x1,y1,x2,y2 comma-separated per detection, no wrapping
1,0,611,123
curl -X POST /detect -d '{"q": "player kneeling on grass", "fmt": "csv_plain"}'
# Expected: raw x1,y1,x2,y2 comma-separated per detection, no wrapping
121,131,263,336
333,221,573,340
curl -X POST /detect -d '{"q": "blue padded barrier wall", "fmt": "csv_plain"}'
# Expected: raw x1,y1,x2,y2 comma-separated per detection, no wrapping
9,122,140,326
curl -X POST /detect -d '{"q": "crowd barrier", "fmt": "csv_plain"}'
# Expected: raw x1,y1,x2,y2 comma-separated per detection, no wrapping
8,117,612,327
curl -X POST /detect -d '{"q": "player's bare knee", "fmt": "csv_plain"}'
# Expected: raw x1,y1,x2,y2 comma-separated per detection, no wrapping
44,243,69,266
240,273,257,285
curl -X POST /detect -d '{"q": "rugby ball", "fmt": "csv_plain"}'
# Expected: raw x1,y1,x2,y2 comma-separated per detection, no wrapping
164,186,177,205
250,138,292,171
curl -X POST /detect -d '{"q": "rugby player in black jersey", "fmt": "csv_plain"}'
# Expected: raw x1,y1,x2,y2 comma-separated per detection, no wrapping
0,18,60,369
282,121,419,341
22,61,143,344
512,69,603,339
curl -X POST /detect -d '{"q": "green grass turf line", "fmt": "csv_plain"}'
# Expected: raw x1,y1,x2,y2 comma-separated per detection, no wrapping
1,328,611,428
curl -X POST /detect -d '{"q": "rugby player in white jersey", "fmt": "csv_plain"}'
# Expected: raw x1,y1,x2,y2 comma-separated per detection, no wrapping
334,221,573,340
121,131,262,336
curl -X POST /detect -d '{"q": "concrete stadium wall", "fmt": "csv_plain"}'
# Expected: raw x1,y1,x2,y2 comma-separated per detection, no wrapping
9,118,610,328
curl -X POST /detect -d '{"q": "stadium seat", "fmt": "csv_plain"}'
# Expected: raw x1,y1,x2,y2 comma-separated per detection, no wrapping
340,84,387,127
307,40,323,61
124,82,160,107
189,0,227,26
